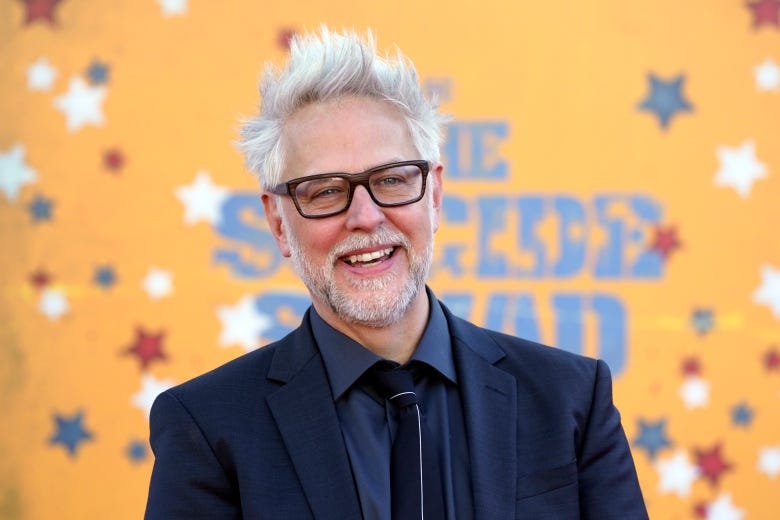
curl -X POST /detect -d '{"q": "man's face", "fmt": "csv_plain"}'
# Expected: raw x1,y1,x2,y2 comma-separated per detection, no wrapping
262,96,443,328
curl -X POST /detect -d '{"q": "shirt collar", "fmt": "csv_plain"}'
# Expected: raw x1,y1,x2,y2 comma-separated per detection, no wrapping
313,287,456,401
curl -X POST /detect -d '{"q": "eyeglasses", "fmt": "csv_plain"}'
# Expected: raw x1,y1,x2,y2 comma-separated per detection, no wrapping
270,160,430,219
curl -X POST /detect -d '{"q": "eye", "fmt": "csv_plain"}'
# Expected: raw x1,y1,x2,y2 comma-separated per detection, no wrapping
310,186,345,199
376,175,405,186
296,178,347,202
371,166,417,188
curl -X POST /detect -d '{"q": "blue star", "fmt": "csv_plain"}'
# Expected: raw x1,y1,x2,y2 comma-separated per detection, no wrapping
691,307,715,336
632,418,672,460
86,60,110,85
49,410,94,457
94,265,117,288
28,194,53,222
731,402,754,428
637,73,693,130
126,439,149,462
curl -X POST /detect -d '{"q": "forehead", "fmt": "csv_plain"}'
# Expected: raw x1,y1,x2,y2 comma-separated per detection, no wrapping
281,96,418,179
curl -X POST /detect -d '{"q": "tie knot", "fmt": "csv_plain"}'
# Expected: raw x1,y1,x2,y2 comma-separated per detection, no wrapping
370,364,418,409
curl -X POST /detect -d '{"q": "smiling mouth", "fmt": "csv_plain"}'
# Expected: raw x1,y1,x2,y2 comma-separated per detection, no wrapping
341,247,396,267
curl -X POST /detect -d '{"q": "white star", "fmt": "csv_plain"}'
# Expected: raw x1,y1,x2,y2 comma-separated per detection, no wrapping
0,144,38,201
755,58,780,92
714,139,768,198
680,376,709,409
38,288,69,320
758,445,780,479
753,264,780,318
158,0,188,16
132,374,175,419
656,449,700,498
142,267,173,300
175,170,229,225
27,57,58,91
706,493,744,520
216,295,273,352
54,76,107,132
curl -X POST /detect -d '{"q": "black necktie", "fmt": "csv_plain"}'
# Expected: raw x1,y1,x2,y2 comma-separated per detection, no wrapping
371,363,446,520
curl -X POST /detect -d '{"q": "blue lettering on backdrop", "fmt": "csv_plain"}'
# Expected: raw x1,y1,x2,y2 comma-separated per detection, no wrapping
213,193,282,277
440,292,627,374
254,292,311,339
439,196,469,276
593,194,664,278
443,122,509,179
554,196,587,277
439,193,663,279
209,121,665,376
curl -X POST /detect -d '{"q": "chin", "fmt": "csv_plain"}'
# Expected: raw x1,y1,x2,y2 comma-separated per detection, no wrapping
329,276,422,327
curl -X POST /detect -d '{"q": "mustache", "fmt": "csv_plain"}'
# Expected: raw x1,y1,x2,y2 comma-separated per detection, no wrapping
330,227,411,259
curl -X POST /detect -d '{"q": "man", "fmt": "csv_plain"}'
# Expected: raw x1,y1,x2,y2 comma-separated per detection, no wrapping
145,27,648,519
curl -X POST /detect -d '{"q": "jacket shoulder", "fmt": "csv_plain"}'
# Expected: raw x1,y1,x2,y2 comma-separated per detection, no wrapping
486,326,600,373
167,309,319,402
445,306,602,377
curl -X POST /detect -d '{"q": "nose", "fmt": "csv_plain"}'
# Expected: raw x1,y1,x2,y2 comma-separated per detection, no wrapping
345,185,386,231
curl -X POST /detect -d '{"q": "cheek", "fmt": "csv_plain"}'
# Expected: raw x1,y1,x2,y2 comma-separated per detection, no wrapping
398,214,434,247
293,223,340,257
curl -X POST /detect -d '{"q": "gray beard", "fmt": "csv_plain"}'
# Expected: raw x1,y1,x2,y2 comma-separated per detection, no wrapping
287,225,432,327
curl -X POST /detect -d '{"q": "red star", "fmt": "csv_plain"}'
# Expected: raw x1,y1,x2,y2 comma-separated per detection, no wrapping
693,502,708,518
19,0,63,25
103,148,125,172
681,356,701,376
694,443,733,487
29,269,51,289
764,346,780,371
747,0,780,28
277,27,297,50
649,224,682,260
123,328,167,371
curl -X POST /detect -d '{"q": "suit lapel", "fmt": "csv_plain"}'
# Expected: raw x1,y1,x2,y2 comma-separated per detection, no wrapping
448,309,518,520
266,315,362,520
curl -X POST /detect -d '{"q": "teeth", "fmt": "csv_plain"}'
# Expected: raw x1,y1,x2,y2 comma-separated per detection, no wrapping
345,247,394,265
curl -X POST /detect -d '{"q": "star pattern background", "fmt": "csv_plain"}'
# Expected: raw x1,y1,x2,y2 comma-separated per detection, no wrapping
1,1,779,518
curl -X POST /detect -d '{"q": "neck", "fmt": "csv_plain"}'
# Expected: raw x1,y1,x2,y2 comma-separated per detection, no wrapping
312,289,430,364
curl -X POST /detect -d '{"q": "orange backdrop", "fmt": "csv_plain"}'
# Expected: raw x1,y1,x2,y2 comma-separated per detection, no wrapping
2,0,779,518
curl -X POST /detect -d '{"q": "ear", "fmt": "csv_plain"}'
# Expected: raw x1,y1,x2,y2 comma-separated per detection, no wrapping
429,161,444,233
262,193,292,258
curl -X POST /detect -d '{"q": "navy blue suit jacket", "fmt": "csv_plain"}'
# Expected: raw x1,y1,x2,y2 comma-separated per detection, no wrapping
145,303,647,519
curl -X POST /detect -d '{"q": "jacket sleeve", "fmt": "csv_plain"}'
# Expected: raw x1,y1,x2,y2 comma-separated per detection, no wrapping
576,360,648,519
144,391,241,520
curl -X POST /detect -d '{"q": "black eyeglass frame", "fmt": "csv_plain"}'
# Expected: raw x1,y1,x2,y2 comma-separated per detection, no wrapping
269,160,431,219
